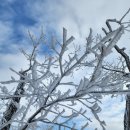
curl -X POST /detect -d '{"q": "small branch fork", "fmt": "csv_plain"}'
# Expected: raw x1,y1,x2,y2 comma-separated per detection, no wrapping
104,8,130,33
102,8,130,74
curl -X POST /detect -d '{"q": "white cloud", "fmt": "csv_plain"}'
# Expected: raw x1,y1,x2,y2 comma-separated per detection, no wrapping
0,21,12,44
27,0,130,36
0,53,28,81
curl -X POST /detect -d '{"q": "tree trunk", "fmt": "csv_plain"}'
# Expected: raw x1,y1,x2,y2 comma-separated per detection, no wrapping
1,72,26,130
124,85,130,130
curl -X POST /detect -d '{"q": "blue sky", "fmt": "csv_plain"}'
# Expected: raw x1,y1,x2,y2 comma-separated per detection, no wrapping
0,0,60,54
0,0,130,130
0,0,32,40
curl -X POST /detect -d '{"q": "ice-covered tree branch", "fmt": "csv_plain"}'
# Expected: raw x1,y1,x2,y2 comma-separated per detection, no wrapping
0,10,130,130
